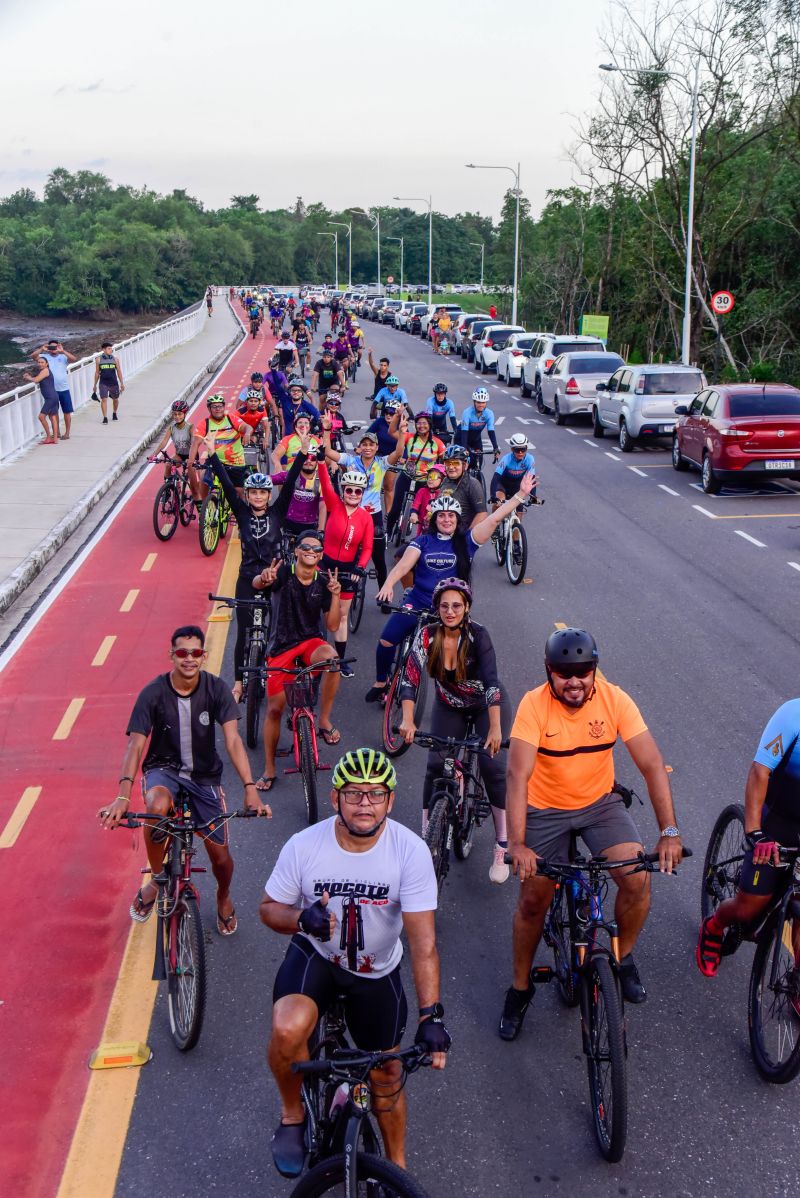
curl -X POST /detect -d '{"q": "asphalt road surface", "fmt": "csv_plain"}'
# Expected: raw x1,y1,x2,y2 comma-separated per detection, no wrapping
116,314,800,1198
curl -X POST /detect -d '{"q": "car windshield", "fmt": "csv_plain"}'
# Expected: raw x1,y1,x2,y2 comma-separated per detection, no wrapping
567,355,623,374
515,337,536,349
728,392,800,417
552,341,604,356
643,371,703,395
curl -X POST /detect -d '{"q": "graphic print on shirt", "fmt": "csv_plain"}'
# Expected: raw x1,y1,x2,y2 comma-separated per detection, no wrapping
313,876,391,974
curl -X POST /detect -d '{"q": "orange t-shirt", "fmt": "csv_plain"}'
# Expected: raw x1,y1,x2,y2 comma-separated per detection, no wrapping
511,679,648,810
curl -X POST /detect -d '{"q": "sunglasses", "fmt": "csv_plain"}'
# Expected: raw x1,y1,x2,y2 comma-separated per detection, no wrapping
297,543,324,554
343,486,363,495
550,664,596,680
173,647,205,660
513,448,527,454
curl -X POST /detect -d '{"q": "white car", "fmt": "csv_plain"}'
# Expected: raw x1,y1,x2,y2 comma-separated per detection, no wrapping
520,334,606,403
452,313,490,354
496,333,546,385
539,351,626,424
473,325,525,374
394,301,419,329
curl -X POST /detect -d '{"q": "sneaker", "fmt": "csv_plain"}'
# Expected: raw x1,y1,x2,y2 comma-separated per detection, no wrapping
696,915,724,978
339,660,354,679
499,983,534,1041
102,417,108,424
112,412,118,421
364,685,386,703
271,1119,307,1178
618,954,647,1004
489,843,510,885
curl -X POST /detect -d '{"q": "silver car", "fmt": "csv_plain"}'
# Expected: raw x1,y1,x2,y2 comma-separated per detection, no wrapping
539,352,626,423
593,363,706,451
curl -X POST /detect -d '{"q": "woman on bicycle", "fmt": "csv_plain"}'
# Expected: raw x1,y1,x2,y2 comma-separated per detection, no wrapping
317,459,374,679
385,412,445,539
148,399,201,499
398,578,511,884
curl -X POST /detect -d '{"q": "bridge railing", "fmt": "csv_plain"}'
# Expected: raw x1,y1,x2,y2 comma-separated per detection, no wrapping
0,299,206,463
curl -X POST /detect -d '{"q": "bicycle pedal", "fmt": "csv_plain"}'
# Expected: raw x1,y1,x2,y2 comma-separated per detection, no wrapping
284,767,299,776
530,966,554,985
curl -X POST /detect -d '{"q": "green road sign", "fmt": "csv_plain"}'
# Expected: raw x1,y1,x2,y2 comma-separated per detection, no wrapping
580,314,610,341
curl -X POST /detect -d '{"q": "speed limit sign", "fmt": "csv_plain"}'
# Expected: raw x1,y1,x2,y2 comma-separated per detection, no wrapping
711,290,735,315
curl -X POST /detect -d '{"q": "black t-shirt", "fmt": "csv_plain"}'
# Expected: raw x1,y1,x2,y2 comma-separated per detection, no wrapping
127,671,239,784
269,564,332,656
314,360,339,390
372,371,391,398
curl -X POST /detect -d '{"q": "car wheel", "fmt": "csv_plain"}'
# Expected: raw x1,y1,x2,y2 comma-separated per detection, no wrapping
553,398,566,425
592,407,605,438
702,453,722,494
619,420,635,452
520,374,531,398
480,358,488,374
672,435,689,471
535,381,545,413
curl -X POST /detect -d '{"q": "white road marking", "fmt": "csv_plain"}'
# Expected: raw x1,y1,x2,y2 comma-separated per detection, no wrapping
629,467,648,477
788,562,800,573
735,530,766,548
565,428,578,435
693,505,718,519
583,439,599,448
494,416,505,425
522,402,532,407
605,452,620,461
658,484,680,496
611,445,622,452
515,417,539,425
531,418,543,425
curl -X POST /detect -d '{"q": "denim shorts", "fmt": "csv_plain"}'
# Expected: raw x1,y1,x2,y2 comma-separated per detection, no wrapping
143,767,227,845
56,389,74,414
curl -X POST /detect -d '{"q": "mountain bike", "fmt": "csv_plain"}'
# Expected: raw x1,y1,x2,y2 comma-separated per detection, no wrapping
510,841,691,1161
151,454,196,541
379,604,431,758
701,807,800,1083
198,477,232,556
466,449,488,503
389,473,421,547
209,591,273,749
291,1003,431,1197
491,495,543,585
343,565,371,635
408,723,508,898
112,802,258,1051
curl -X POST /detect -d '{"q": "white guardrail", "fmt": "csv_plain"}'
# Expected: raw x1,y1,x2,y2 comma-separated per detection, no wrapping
0,300,206,463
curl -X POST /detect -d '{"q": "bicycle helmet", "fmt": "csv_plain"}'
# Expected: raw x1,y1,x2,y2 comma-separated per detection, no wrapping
443,443,470,463
508,433,529,450
385,375,400,387
321,346,334,355
428,494,462,516
383,398,400,412
340,469,368,488
544,628,599,669
245,388,262,401
243,472,273,492
472,387,490,405
426,463,446,479
432,577,473,608
207,392,225,407
332,747,397,791
325,394,342,408
432,383,448,395
171,399,189,413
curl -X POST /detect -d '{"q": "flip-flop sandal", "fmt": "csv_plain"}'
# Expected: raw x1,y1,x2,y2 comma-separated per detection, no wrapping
696,916,724,977
319,726,341,746
130,887,156,924
217,908,238,936
256,775,277,792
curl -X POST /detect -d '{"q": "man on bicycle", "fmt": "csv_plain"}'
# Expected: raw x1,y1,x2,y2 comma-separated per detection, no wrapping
501,628,682,1038
260,746,450,1177
490,434,536,507
425,383,458,441
439,443,488,530
98,625,270,936
373,375,409,419
281,379,322,436
696,700,800,980
310,347,346,404
457,387,500,470
188,393,252,499
275,332,300,377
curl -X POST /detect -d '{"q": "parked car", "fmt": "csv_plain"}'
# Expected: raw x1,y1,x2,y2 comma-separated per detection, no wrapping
452,313,490,354
496,333,546,385
539,351,626,424
461,318,503,362
402,303,428,333
520,334,606,402
420,303,464,339
473,325,525,374
393,301,416,329
366,297,388,321
380,300,403,324
672,383,800,493
594,363,705,450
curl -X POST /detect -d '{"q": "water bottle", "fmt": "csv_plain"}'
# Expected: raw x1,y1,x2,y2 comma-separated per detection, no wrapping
329,1082,349,1117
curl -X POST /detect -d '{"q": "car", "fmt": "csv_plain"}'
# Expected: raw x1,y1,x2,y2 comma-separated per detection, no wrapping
496,333,547,385
461,318,503,362
452,313,491,355
539,351,626,424
473,324,526,374
593,363,706,450
385,283,401,294
380,300,403,324
407,305,428,335
462,283,482,294
672,383,800,493
394,301,419,329
520,334,606,402
419,303,464,339
366,297,387,321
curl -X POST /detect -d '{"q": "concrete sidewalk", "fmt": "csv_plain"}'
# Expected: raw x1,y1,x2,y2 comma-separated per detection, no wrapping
0,298,242,613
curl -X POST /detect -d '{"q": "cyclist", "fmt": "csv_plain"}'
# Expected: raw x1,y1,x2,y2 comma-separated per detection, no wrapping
366,399,405,458
317,461,374,679
269,300,283,335
500,628,683,1039
398,578,511,882
293,321,312,375
368,350,392,400
260,745,449,1178
271,412,322,470
696,700,800,980
439,443,488,530
490,434,536,507
252,535,343,791
425,383,458,441
367,479,534,703
310,347,346,404
385,412,445,539
249,305,260,337
265,359,290,432
373,375,409,419
238,371,272,411
457,387,500,472
319,390,358,454
270,444,326,543
330,295,341,329
332,330,352,380
236,388,272,453
275,332,300,377
98,624,269,937
407,463,446,534
280,379,322,437
347,319,364,367
188,393,252,499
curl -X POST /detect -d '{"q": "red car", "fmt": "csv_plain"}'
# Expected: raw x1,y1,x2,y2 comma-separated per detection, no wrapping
672,383,800,494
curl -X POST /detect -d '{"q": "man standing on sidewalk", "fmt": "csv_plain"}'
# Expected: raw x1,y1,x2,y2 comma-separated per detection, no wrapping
32,339,77,439
92,341,125,424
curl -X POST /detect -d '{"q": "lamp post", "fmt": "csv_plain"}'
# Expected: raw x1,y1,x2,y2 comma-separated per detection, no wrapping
328,220,352,289
349,208,381,292
469,240,485,292
385,236,404,296
466,164,520,323
393,195,432,306
316,231,338,291
600,60,700,366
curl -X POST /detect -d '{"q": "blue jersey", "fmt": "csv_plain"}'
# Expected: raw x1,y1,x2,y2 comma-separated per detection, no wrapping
425,396,456,431
374,386,408,411
367,416,399,457
406,532,478,608
280,396,321,435
754,700,800,823
460,405,495,448
495,451,535,481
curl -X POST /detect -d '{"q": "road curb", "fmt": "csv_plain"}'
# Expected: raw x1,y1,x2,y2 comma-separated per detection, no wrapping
0,327,243,616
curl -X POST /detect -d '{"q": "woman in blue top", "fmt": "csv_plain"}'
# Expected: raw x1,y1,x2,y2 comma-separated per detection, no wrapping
364,473,535,702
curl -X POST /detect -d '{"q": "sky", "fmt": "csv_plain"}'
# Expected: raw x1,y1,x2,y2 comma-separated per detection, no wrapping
0,0,615,221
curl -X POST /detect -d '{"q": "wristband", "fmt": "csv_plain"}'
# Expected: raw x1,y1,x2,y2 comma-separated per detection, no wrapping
244,782,256,788
119,776,134,785
114,795,130,806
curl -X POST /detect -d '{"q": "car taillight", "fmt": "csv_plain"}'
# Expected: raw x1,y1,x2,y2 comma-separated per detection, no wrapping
511,350,523,357
485,339,494,348
719,426,751,437
635,377,645,394
544,358,555,370
565,378,580,395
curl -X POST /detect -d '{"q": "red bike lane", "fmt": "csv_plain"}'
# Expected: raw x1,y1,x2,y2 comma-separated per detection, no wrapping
0,311,276,1197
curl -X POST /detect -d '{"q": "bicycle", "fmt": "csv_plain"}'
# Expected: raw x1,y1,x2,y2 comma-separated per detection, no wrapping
151,454,197,541
209,592,273,749
198,477,232,556
112,802,258,1051
509,839,691,1162
701,806,800,1083
389,472,421,548
407,723,508,898
491,495,543,585
379,604,431,758
250,316,260,339
466,448,488,503
291,1003,431,1197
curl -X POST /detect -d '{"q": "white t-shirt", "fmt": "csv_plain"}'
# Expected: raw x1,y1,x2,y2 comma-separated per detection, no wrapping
265,816,437,978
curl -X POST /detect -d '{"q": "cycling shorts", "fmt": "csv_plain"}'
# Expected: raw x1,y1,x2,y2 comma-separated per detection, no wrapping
267,638,329,698
273,934,408,1050
142,767,227,846
525,792,641,862
203,463,248,488
321,553,360,601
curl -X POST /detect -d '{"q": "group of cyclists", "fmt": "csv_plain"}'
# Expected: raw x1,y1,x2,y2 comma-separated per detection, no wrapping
100,287,800,1187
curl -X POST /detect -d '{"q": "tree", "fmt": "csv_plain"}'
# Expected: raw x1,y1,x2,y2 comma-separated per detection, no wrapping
230,194,260,211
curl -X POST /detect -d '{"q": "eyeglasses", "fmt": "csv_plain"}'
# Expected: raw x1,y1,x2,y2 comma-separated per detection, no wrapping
512,448,527,454
297,543,324,554
339,788,390,806
551,664,596,680
343,486,364,495
173,647,205,659
438,602,465,612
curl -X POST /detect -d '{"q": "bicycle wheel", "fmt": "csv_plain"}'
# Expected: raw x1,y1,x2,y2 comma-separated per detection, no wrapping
748,910,800,1083
505,519,528,585
424,794,451,897
585,955,627,1162
493,525,504,566
452,764,476,862
544,882,580,1007
701,803,746,920
297,714,319,824
245,636,265,750
290,1152,430,1198
178,476,194,526
382,669,409,758
153,482,179,541
166,894,206,1052
348,576,366,635
198,492,221,556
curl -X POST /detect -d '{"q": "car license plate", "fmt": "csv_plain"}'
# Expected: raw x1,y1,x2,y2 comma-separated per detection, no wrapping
765,460,796,469
660,424,674,434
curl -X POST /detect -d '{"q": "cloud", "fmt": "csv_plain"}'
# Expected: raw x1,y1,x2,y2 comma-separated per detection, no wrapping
85,158,110,167
53,79,135,96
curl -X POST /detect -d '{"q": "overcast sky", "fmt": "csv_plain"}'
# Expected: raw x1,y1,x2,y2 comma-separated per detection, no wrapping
1,0,613,220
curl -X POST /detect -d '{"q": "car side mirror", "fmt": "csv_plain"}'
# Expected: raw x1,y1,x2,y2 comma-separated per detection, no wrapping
595,382,606,392
522,350,531,357
674,404,689,416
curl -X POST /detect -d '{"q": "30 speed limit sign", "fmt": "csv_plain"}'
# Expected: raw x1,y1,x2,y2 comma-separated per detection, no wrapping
711,290,735,315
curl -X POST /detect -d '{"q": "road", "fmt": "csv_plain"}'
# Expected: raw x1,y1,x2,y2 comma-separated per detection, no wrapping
106,314,800,1198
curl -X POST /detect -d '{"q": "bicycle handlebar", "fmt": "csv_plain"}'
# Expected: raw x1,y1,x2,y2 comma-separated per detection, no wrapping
268,657,357,676
292,1043,430,1078
115,809,263,831
375,603,430,617
397,727,510,751
209,592,272,608
502,847,693,874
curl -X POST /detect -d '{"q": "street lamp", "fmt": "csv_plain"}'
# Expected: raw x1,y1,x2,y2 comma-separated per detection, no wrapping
466,164,520,323
328,220,352,289
385,236,404,296
316,231,338,291
348,208,381,293
469,241,485,292
393,195,432,306
600,61,700,366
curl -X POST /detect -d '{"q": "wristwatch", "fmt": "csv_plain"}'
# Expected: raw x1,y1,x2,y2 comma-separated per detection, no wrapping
418,1002,444,1020
660,826,681,838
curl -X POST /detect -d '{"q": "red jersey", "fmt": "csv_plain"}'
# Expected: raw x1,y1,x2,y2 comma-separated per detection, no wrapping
318,462,374,567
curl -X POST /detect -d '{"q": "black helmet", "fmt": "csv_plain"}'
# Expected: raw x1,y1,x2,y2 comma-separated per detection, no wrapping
544,628,599,669
433,383,448,394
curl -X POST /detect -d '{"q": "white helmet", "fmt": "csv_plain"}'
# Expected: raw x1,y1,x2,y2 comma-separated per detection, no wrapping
428,494,462,516
472,387,490,405
340,469,368,488
508,433,529,450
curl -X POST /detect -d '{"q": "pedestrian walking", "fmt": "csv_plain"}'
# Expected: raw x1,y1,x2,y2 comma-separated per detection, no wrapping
24,356,60,445
92,340,125,424
32,339,77,439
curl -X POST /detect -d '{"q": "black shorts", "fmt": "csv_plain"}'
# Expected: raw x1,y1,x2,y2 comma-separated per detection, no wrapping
273,934,408,1050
